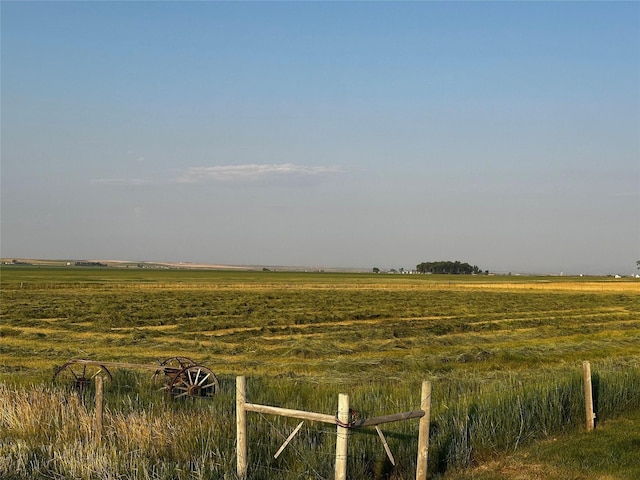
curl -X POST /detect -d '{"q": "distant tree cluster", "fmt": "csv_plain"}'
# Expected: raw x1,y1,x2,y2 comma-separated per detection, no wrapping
416,261,482,274
75,261,107,267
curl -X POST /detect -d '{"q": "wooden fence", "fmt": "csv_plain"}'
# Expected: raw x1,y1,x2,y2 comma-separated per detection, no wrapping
88,364,599,478
236,376,432,480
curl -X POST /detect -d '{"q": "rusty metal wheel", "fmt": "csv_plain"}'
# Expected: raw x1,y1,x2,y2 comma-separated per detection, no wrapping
53,361,112,392
169,365,219,398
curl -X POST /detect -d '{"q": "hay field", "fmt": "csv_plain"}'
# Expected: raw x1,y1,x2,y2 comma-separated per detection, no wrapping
1,267,639,479
1,267,638,383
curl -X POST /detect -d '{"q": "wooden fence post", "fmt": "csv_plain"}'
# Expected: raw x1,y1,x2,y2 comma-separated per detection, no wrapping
94,375,103,445
335,393,350,480
237,376,248,479
583,361,595,432
416,380,431,480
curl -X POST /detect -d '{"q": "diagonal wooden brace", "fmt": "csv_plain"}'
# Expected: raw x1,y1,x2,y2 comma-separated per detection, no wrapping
274,421,305,459
375,426,396,466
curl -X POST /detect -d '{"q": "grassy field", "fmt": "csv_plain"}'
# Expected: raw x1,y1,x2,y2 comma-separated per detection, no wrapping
442,410,640,480
1,266,639,479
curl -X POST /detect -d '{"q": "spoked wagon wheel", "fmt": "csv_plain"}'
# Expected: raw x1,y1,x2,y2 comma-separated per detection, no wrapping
169,365,219,398
53,361,112,392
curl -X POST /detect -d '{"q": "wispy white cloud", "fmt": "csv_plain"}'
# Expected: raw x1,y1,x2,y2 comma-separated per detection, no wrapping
173,163,343,184
91,164,343,188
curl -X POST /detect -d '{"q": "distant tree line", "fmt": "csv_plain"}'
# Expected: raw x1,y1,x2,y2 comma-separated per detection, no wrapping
75,261,107,267
416,261,482,274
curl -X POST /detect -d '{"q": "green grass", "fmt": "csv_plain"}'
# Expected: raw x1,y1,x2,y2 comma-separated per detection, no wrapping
443,410,640,480
1,266,639,479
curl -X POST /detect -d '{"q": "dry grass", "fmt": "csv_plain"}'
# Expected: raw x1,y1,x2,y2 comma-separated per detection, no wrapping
0,383,233,479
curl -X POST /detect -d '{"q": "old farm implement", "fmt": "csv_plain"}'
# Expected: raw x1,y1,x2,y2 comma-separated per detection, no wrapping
53,356,219,398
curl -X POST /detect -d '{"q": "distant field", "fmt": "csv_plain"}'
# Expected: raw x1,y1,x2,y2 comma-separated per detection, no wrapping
1,266,639,479
2,266,638,381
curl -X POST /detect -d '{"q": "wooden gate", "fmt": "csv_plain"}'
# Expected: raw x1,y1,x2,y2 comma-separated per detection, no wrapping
235,376,432,479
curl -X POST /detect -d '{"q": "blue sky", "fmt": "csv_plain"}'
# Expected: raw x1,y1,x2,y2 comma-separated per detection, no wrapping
2,1,639,274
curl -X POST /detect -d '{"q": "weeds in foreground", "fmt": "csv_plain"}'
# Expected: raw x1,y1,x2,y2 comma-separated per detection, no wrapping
1,363,639,480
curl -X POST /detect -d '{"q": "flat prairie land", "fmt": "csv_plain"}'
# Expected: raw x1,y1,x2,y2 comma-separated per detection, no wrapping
1,266,639,382
1,266,639,479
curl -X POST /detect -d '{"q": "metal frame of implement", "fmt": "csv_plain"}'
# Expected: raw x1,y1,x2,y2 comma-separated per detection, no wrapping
53,356,219,399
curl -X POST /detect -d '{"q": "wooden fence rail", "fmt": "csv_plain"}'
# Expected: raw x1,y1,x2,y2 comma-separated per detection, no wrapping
236,376,432,480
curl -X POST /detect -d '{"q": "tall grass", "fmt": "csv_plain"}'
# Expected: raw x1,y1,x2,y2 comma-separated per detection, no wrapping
2,361,639,479
0,378,237,480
